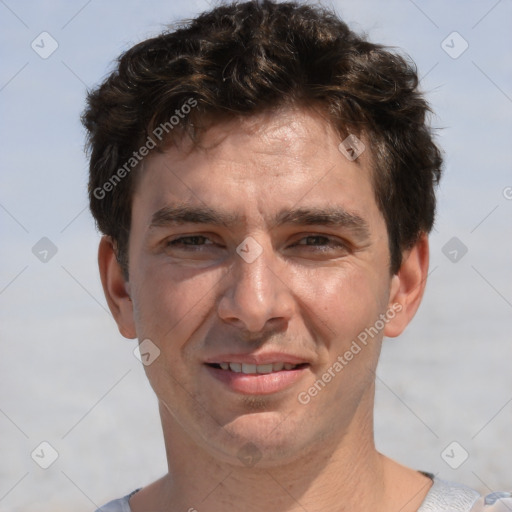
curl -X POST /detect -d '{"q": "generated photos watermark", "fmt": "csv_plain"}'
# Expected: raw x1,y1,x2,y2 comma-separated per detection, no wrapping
297,303,403,405
93,97,198,200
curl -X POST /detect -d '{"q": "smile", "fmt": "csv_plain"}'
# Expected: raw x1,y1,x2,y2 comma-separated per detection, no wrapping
205,361,310,395
207,362,306,374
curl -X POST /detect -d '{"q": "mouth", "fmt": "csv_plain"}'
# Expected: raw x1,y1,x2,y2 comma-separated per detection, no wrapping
204,360,310,395
206,362,309,374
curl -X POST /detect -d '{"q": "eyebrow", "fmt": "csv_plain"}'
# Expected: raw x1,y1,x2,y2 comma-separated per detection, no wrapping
273,207,370,238
149,204,370,238
150,205,240,228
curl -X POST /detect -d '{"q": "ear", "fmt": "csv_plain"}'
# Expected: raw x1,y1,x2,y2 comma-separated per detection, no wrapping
98,235,137,339
384,233,429,338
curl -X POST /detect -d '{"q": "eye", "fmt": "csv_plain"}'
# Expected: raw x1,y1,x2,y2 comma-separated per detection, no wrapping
287,234,352,260
161,234,226,263
294,235,346,249
296,235,330,246
167,235,212,247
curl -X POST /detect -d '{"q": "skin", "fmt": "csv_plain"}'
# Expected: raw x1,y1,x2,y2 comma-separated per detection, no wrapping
99,107,432,512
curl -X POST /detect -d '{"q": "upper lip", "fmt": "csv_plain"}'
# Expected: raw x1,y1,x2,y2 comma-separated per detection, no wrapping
204,352,310,365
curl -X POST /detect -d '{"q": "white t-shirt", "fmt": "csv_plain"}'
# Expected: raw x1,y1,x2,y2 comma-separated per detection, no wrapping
95,475,512,512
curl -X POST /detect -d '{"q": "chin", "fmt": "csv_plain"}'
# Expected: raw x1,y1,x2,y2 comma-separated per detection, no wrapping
210,410,312,467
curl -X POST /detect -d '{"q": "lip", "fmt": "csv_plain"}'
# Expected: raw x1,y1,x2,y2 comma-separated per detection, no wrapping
205,364,309,395
204,351,312,395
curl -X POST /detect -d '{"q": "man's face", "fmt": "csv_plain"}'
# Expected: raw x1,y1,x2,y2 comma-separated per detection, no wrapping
123,108,401,465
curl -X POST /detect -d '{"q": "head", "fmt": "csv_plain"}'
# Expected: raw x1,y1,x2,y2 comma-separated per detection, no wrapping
83,1,441,467
83,0,441,279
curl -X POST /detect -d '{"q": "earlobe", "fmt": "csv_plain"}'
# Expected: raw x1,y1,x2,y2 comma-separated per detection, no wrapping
98,236,137,339
384,233,430,338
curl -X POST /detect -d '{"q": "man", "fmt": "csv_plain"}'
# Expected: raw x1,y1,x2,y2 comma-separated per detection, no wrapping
83,1,510,511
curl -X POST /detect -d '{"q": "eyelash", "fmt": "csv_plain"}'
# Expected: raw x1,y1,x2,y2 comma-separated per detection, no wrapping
293,235,345,249
167,235,213,247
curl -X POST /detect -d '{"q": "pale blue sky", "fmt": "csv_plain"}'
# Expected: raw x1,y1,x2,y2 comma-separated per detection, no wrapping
1,1,511,511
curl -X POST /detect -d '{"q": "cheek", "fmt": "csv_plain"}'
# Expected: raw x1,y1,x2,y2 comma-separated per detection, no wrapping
294,264,387,346
130,258,226,344
130,263,227,400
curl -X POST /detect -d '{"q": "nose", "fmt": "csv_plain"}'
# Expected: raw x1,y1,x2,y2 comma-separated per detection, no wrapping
217,239,296,334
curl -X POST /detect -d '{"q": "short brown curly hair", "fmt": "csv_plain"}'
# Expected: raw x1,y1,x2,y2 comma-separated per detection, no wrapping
82,0,442,277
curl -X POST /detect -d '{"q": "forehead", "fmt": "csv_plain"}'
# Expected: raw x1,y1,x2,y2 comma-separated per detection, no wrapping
133,108,380,229
179,108,371,178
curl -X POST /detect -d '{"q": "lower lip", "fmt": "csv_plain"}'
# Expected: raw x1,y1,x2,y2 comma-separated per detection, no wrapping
205,365,308,395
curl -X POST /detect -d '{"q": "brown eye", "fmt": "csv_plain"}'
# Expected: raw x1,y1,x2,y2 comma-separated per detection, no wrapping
297,236,331,246
295,235,346,249
167,236,211,246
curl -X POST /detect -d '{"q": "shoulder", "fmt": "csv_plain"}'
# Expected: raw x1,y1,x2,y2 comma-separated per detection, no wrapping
470,490,512,512
94,489,140,512
418,476,511,512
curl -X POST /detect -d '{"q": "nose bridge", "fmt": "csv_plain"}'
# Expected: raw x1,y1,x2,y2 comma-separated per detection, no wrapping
218,237,293,332
236,248,273,302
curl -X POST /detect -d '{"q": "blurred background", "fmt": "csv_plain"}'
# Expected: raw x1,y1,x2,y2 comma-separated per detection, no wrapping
0,1,511,510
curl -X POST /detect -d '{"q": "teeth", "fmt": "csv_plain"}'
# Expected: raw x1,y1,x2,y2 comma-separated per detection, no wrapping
256,364,273,374
241,363,257,374
229,362,242,372
217,362,299,373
